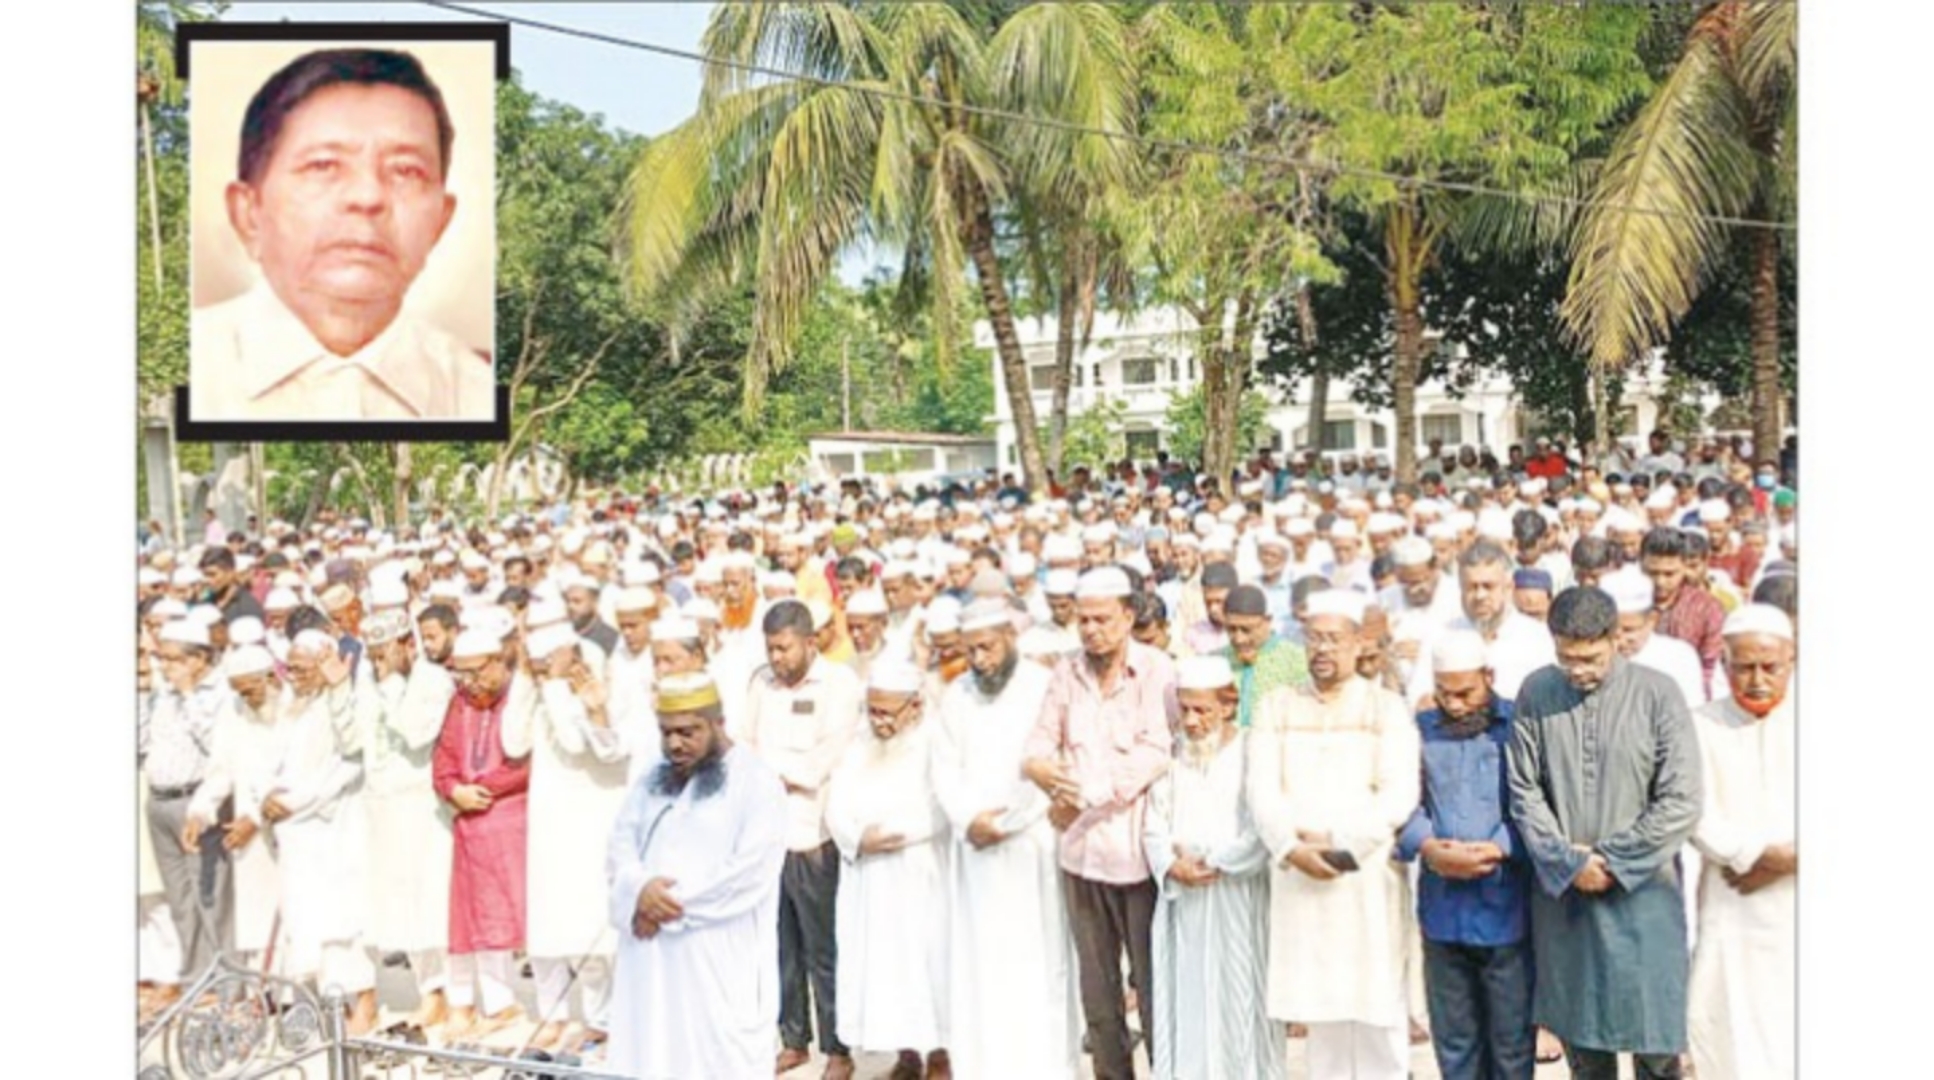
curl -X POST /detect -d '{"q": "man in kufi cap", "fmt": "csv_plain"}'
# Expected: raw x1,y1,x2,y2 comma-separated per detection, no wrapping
1218,583,1309,731
605,672,788,1079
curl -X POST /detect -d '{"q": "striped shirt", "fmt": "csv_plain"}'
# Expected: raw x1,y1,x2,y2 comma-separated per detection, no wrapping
139,675,231,791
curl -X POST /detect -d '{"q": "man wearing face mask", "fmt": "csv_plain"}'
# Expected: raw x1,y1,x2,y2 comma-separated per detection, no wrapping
1507,587,1702,1080
1687,606,1797,1080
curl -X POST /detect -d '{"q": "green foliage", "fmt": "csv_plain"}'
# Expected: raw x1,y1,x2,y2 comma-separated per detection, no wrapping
1049,397,1128,473
1164,384,1269,467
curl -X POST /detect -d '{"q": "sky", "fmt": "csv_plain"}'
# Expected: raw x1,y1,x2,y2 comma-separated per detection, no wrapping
221,0,890,280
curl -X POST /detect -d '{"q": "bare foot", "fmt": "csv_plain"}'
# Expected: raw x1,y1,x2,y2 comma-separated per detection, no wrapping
346,989,380,1036
530,1020,568,1050
1287,1022,1308,1039
442,1005,479,1041
473,1005,526,1040
775,1046,810,1074
925,1049,952,1080
407,989,448,1030
1409,1016,1430,1045
1535,1027,1564,1064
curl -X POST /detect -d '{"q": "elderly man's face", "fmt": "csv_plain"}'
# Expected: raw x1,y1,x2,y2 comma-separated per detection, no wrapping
228,84,455,325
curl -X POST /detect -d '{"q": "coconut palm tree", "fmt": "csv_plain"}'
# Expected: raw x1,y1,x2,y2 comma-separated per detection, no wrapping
618,1,1137,494
1562,1,1796,462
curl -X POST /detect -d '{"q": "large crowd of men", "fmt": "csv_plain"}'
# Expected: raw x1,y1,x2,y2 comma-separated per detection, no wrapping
137,431,1798,1080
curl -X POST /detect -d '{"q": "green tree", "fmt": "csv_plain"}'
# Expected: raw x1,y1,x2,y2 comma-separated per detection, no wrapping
617,1,1138,495
1164,384,1270,468
1562,1,1796,462
1051,397,1128,473
1294,2,1652,480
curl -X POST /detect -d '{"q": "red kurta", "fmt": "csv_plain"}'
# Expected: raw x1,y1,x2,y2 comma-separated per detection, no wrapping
432,683,531,954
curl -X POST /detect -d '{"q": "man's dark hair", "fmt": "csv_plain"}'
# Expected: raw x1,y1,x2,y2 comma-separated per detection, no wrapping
239,48,454,186
1370,553,1396,582
497,585,531,608
1393,482,1421,502
503,555,533,578
1512,510,1547,551
1640,527,1688,561
226,530,249,546
1458,538,1513,573
1313,511,1338,533
1548,586,1618,641
1130,591,1167,631
1752,574,1798,621
1696,477,1727,501
286,605,334,638
762,599,815,638
1290,575,1330,610
834,556,872,585
1200,563,1240,591
1681,531,1711,559
726,531,756,553
417,603,460,633
199,546,237,572
670,540,696,563
1571,535,1618,573
262,552,291,572
971,545,1004,569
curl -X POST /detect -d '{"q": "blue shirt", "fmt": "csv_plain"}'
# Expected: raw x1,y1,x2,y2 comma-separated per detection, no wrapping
1396,701,1531,947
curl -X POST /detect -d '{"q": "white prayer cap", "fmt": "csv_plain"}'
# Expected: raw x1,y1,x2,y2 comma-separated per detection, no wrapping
1698,499,1731,524
1607,570,1656,615
840,587,886,617
683,598,722,624
804,600,835,632
960,598,1015,634
1044,569,1080,596
1081,523,1116,544
759,571,797,593
623,561,663,587
722,551,759,572
369,577,410,610
1203,530,1237,556
939,547,971,568
227,616,266,646
318,583,357,613
1255,531,1290,551
1008,552,1038,578
693,558,725,586
1284,517,1314,538
614,586,658,614
1217,505,1245,525
427,579,463,603
651,617,701,644
1340,497,1371,515
159,620,210,649
1392,536,1434,568
451,627,505,660
139,567,167,587
1176,655,1235,692
1448,511,1477,533
888,538,918,559
263,588,299,612
1172,534,1201,550
223,645,275,680
463,604,517,641
1192,512,1218,537
526,623,580,662
458,549,490,572
432,549,457,567
171,568,203,588
1042,534,1082,562
1374,491,1395,510
1577,497,1603,515
911,504,938,521
925,598,963,636
1603,507,1644,534
1475,510,1513,541
186,604,224,628
1367,512,1406,535
1303,589,1368,625
1521,478,1547,497
1723,603,1793,642
1329,520,1360,541
1076,567,1133,600
1120,552,1153,577
1643,490,1676,511
868,659,926,697
292,628,337,656
1431,629,1491,674
362,609,411,647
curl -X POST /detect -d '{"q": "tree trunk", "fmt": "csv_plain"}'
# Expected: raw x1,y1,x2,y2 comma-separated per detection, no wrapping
1203,295,1257,493
250,443,267,532
1386,205,1427,483
1297,283,1328,454
392,442,413,528
141,101,164,287
966,195,1050,494
1591,360,1612,453
485,446,513,520
1748,222,1783,466
1047,247,1080,475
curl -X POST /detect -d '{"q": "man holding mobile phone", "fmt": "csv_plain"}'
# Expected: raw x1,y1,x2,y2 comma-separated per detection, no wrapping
1246,590,1421,1080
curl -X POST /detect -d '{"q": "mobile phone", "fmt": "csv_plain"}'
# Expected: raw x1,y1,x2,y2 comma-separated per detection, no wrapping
1320,849,1360,873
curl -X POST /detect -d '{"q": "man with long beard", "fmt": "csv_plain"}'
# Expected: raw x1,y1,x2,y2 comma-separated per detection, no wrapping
826,660,951,1079
1687,605,1796,1080
432,628,536,1040
1143,655,1284,1080
604,673,789,1078
931,599,1082,1078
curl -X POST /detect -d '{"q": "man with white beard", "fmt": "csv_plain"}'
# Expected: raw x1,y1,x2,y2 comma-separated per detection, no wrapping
931,599,1082,1078
1143,655,1285,1080
826,660,952,1079
1688,605,1797,1080
842,589,890,686
510,622,632,1054
267,631,379,1034
181,645,287,980
352,611,455,1030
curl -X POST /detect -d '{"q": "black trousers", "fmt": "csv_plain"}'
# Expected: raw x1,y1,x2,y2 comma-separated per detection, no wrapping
1422,939,1536,1080
1062,873,1156,1080
778,841,846,1056
145,790,234,982
1566,1045,1684,1080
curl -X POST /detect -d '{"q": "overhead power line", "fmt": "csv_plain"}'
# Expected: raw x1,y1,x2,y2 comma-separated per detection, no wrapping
423,0,1795,233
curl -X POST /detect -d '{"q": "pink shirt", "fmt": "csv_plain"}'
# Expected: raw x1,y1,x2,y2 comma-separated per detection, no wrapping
1024,641,1179,884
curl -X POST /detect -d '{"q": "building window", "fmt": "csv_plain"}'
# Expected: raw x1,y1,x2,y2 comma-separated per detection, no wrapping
1124,429,1162,460
1422,414,1463,447
1029,366,1056,392
821,452,856,476
1371,422,1388,450
1121,357,1161,386
1321,421,1356,451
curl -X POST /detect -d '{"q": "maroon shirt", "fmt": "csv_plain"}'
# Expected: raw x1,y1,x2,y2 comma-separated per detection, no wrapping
1654,584,1725,698
433,681,532,954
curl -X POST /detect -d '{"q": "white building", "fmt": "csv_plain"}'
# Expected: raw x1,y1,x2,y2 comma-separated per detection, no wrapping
806,430,998,486
979,306,1681,472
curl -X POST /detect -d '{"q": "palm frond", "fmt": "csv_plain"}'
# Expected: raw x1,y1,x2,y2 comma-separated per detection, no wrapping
1560,31,1760,367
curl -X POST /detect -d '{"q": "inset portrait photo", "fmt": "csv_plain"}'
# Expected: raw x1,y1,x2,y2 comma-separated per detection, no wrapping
186,37,497,428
